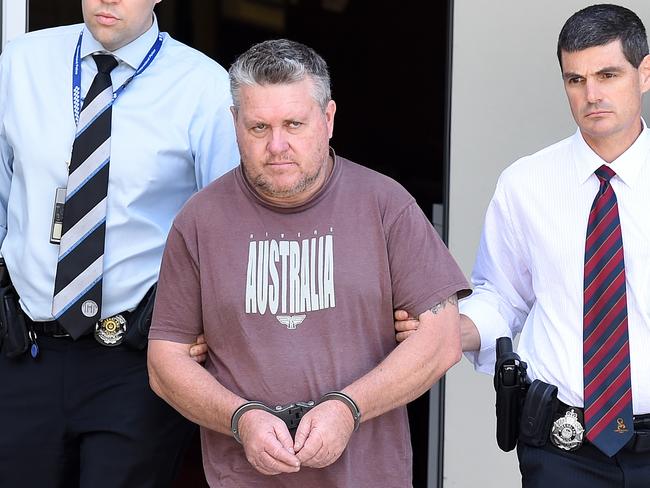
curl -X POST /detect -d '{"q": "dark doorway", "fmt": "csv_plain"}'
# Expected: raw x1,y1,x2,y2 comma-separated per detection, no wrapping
28,1,452,486
153,0,450,220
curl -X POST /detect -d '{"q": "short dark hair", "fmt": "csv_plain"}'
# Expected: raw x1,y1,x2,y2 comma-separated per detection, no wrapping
557,4,649,69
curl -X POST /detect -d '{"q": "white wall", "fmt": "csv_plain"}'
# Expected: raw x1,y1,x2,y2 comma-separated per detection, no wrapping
445,1,650,487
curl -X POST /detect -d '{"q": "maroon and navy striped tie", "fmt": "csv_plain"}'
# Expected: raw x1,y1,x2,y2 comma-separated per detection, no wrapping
583,164,633,457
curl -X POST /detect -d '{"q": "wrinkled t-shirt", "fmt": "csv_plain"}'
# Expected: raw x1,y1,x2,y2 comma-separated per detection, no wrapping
150,155,470,487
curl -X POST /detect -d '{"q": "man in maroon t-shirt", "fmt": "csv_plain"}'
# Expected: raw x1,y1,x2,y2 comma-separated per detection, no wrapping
148,39,469,487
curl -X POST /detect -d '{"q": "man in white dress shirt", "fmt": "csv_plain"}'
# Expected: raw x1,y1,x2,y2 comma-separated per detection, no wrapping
396,4,650,487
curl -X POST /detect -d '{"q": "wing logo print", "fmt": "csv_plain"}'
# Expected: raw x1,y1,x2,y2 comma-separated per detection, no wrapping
276,314,307,330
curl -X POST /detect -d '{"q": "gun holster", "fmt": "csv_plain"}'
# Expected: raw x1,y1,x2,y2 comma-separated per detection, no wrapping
122,283,157,351
494,337,530,452
0,258,29,358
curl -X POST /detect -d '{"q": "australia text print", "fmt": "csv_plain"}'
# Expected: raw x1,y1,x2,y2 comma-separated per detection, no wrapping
245,228,336,329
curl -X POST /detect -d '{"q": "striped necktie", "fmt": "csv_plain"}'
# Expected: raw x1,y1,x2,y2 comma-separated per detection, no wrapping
52,54,118,339
583,164,634,457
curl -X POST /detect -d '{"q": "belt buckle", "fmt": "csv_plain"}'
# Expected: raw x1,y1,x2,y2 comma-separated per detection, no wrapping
94,314,127,347
550,408,584,451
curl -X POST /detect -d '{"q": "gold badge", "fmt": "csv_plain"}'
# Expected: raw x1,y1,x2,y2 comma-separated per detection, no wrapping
94,314,127,346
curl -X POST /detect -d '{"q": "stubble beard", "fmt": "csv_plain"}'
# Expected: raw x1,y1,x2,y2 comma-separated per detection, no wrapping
244,146,329,200
249,163,324,199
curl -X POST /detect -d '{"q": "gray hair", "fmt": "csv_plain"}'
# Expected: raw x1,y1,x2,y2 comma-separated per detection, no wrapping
229,39,331,111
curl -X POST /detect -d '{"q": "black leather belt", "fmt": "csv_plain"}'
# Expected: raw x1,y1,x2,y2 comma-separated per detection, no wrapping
25,318,73,338
556,400,650,453
557,400,650,428
25,311,132,339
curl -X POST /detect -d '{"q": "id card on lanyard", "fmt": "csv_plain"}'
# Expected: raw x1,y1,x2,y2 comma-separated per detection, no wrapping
71,29,165,125
50,29,165,244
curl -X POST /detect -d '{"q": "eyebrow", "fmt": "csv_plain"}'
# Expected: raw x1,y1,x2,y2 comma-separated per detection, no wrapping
562,72,581,81
562,65,625,80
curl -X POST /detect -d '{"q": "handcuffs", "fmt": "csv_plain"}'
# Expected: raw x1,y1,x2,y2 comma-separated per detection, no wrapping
230,391,361,443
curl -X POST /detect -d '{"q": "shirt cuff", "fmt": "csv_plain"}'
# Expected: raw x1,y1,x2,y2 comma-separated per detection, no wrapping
459,297,512,375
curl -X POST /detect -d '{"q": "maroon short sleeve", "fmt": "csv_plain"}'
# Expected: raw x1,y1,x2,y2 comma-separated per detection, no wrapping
387,202,470,317
149,222,203,344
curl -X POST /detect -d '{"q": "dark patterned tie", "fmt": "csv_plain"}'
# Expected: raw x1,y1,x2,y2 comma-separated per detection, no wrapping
52,54,118,339
583,165,634,456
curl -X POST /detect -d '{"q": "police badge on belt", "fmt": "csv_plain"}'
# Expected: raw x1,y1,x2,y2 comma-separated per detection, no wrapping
94,314,127,346
550,408,585,451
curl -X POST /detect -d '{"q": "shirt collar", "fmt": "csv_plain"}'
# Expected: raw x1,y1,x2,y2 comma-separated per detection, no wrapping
574,118,650,188
81,14,159,69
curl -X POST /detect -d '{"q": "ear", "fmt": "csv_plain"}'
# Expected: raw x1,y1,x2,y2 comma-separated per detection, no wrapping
638,54,650,94
325,100,336,139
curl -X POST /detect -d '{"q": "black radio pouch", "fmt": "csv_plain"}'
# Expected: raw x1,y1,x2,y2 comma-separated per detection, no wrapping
0,282,29,358
123,284,157,351
519,379,558,447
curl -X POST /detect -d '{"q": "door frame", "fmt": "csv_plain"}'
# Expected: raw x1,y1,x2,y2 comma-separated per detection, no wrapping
1,0,28,50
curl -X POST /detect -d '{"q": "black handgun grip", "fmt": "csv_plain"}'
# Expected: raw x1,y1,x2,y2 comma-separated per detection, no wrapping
0,262,29,358
496,337,516,387
496,336,513,357
0,257,10,288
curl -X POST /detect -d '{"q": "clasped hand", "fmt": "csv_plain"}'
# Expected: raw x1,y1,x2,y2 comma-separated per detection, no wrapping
238,399,355,475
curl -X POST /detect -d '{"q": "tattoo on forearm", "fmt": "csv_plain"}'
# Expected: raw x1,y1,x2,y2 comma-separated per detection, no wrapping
429,294,458,315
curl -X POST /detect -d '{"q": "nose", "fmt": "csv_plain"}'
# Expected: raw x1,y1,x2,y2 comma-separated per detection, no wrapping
585,78,602,104
267,127,289,154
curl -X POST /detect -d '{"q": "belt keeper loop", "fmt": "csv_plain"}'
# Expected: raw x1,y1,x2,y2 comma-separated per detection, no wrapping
318,391,361,431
